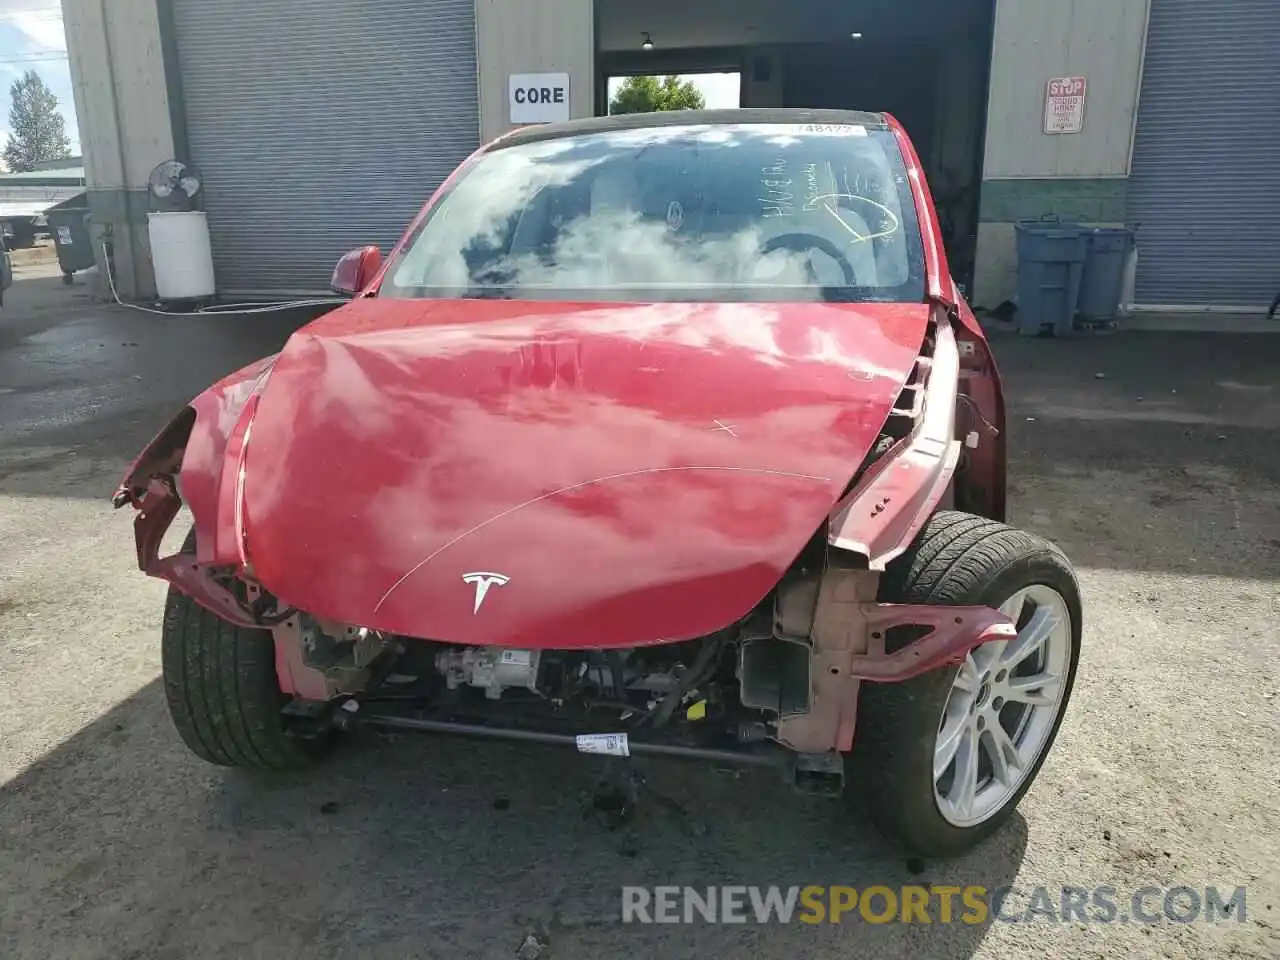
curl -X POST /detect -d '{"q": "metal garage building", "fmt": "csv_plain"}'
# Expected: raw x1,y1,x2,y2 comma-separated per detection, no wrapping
66,0,1279,314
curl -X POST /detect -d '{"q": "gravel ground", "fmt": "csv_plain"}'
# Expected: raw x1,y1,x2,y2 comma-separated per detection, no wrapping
1,264,1277,959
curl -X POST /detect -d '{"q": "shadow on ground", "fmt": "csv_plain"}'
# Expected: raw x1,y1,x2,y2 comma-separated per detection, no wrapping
0,679,1023,959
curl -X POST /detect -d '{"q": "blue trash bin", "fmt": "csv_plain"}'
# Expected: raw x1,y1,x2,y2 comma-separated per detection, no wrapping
1078,227,1135,325
1015,217,1089,337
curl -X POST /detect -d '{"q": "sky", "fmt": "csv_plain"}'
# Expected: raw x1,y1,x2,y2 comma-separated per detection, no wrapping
608,72,741,111
0,0,79,155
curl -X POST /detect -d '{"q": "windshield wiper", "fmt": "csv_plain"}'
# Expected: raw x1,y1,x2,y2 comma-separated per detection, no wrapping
461,287,514,300
819,286,896,304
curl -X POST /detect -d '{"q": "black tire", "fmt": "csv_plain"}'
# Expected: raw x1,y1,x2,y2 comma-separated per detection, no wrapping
854,510,1082,858
161,530,331,770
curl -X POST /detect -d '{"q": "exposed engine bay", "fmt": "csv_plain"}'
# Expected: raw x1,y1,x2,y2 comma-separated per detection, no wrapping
435,644,697,706
277,544,1014,798
418,632,754,748
294,613,760,747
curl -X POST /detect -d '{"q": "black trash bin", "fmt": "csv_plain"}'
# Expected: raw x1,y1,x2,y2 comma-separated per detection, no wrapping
45,193,94,284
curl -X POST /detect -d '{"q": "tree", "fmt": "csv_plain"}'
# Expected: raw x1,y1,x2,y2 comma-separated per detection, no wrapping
609,75,706,115
3,71,71,173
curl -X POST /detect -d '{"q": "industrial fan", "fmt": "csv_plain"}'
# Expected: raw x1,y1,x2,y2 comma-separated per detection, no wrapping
147,159,203,210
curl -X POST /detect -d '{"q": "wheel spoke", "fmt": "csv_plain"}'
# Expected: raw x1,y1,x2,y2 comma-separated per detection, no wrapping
934,716,968,779
1004,671,1062,707
946,725,981,819
999,605,1058,671
1000,588,1029,625
982,719,1024,787
971,639,1005,674
952,653,982,694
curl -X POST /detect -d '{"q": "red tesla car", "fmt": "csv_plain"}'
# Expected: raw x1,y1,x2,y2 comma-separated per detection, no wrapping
115,110,1081,857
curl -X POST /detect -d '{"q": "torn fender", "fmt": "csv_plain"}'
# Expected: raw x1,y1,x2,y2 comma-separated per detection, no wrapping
115,355,277,617
826,311,963,569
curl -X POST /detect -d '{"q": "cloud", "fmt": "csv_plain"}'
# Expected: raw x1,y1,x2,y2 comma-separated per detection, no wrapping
2,1,67,51
12,11,66,52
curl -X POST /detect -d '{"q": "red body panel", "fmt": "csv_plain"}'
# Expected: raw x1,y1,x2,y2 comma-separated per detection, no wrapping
182,358,274,566
118,112,1010,688
242,298,932,647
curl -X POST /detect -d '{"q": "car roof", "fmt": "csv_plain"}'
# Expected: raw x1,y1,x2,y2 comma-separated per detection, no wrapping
490,108,890,150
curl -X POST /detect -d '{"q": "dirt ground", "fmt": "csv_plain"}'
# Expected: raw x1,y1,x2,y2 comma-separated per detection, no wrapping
1,263,1278,959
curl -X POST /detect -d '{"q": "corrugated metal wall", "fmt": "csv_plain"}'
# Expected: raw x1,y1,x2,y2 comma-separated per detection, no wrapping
171,0,479,295
1128,0,1280,306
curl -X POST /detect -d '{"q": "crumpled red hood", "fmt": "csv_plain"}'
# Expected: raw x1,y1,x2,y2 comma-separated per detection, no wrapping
242,297,930,647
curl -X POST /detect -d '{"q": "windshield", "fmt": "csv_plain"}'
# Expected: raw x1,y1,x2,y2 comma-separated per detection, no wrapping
382,121,926,303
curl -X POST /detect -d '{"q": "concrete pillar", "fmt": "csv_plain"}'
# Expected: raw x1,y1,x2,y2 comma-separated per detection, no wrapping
740,47,784,108
64,0,175,300
475,0,595,142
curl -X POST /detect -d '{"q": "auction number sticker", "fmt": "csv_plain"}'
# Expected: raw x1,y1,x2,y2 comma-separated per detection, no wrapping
576,733,631,757
793,124,868,137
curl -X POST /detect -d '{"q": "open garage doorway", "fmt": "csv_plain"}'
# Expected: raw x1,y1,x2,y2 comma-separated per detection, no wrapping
606,72,741,115
594,0,995,293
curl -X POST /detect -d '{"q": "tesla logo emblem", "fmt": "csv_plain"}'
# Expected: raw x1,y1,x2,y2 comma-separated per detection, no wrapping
462,572,510,614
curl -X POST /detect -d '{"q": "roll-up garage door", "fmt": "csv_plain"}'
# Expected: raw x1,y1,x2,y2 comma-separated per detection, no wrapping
1127,0,1280,307
171,0,479,295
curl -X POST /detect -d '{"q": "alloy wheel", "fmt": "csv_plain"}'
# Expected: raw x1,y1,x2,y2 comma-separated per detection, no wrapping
932,584,1074,828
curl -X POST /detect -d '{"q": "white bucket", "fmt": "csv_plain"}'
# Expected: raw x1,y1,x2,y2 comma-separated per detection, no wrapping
148,210,215,300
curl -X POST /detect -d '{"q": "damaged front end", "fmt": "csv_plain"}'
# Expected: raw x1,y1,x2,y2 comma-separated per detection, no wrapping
115,308,1014,796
